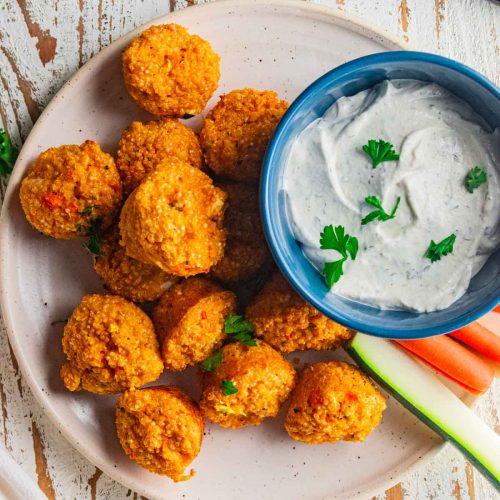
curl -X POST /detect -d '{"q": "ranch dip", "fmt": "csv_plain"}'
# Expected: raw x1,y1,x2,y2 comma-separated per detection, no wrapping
284,79,500,312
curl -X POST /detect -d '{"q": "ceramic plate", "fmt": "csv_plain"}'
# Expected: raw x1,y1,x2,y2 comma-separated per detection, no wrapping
0,1,480,498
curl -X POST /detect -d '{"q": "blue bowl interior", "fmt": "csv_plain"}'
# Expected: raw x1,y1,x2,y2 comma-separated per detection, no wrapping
262,51,500,338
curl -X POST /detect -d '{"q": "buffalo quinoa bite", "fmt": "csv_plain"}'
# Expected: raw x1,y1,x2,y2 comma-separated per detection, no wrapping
211,182,273,283
199,88,288,182
20,141,122,239
284,361,386,444
116,118,203,195
94,225,178,302
60,294,163,394
245,272,354,352
153,277,236,371
199,340,296,428
122,23,220,117
119,159,227,276
116,386,203,481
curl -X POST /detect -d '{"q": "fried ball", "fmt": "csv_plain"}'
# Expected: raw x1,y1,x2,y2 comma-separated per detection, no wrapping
116,386,203,481
119,159,227,276
200,89,288,182
117,118,203,195
246,272,354,352
60,294,163,394
153,277,236,371
284,362,386,444
20,141,122,239
94,225,178,302
211,182,273,283
200,340,296,428
122,23,220,117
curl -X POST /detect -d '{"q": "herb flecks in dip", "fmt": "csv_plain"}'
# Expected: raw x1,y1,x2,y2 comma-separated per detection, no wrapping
284,80,500,312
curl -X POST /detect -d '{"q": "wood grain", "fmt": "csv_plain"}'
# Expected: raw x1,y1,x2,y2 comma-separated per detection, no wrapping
0,1,498,499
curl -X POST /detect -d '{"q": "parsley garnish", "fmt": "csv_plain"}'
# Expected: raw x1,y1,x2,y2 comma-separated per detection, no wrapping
224,314,257,346
0,128,18,177
361,195,401,225
221,379,238,396
362,139,399,168
83,217,102,256
80,206,94,216
319,225,358,288
200,350,223,372
465,166,487,193
425,233,456,263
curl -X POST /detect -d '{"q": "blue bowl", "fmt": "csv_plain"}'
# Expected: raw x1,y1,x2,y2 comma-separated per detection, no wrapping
261,51,500,339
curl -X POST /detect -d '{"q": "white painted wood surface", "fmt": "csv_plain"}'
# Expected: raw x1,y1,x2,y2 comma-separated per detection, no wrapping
0,0,498,499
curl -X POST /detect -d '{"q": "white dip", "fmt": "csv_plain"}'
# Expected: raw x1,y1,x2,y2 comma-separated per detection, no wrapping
284,79,500,312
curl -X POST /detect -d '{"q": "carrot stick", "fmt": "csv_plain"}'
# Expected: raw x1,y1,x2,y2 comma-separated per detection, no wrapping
449,323,500,365
494,305,500,313
393,336,494,394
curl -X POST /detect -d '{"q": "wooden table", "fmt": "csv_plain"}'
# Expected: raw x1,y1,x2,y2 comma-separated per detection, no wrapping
0,0,498,498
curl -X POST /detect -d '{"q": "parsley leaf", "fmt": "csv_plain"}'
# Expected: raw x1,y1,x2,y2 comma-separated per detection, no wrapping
362,139,399,169
320,225,356,258
319,225,359,288
224,314,257,346
361,195,401,225
323,260,346,288
200,350,223,372
83,217,102,256
221,379,238,396
80,206,94,216
465,166,487,193
0,128,19,177
425,233,456,263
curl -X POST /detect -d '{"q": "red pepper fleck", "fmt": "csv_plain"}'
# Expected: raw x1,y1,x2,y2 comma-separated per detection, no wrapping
41,193,64,210
67,202,79,213
346,392,358,402
307,388,324,407
201,311,207,320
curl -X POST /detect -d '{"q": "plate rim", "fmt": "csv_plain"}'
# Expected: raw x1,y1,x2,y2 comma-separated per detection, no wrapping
0,1,458,498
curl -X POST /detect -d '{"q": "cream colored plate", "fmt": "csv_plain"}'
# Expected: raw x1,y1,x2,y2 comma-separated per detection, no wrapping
0,1,480,499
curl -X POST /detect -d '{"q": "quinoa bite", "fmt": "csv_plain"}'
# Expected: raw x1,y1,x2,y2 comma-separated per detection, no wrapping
119,159,227,276
211,182,272,283
153,277,236,371
116,118,203,195
122,23,220,117
116,386,203,481
284,362,386,444
20,141,122,239
246,272,354,352
199,340,296,428
94,225,177,302
199,88,288,182
60,294,163,394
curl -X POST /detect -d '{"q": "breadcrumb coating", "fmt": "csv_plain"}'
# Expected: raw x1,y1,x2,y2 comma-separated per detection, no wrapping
116,386,203,481
200,89,288,182
154,277,236,371
119,159,227,276
122,23,220,117
284,362,386,444
117,118,203,195
246,272,354,352
20,141,122,239
94,225,178,302
211,182,272,283
200,340,296,428
60,294,163,394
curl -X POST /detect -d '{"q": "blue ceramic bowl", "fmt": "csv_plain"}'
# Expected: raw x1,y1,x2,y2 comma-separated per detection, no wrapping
261,51,500,339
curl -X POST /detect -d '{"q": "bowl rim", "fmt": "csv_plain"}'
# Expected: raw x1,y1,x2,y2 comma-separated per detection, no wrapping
261,50,500,338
